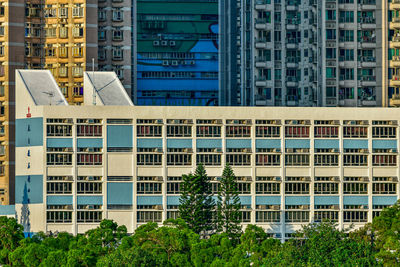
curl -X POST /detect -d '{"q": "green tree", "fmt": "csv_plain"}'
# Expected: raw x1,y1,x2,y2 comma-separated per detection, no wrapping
216,164,242,240
0,216,24,265
179,164,215,236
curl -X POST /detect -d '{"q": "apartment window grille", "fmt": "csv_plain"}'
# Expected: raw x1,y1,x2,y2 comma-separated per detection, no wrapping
196,126,221,137
77,154,102,165
47,125,72,136
285,153,310,166
225,126,251,137
372,126,397,138
314,211,339,222
47,210,72,223
77,182,102,194
167,125,191,137
256,211,280,223
77,207,102,223
196,154,221,166
314,126,338,138
167,177,182,194
372,155,397,166
285,211,309,223
167,152,192,166
137,125,162,137
226,154,251,166
343,211,367,222
137,206,162,223
255,126,280,137
137,153,162,166
137,182,162,194
314,182,339,194
314,154,339,166
343,126,368,138
285,126,309,138
285,183,310,194
343,153,368,166
77,125,102,136
47,153,72,165
343,182,368,194
255,182,280,194
372,183,396,194
46,182,72,194
255,154,280,166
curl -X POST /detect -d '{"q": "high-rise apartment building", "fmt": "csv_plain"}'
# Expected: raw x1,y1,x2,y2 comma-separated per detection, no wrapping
0,0,97,204
220,0,383,107
97,0,132,96
134,0,219,106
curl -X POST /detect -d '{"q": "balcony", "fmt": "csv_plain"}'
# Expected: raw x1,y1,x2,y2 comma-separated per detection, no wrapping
286,57,300,68
391,17,400,29
359,17,376,29
391,0,400,10
286,38,300,49
391,75,400,86
255,18,271,30
392,35,400,48
286,76,298,87
359,0,375,10
358,36,376,48
359,56,376,67
255,0,269,9
255,77,268,87
255,57,269,68
359,75,376,86
286,18,300,30
390,94,400,106
286,95,299,106
390,56,400,68
255,38,269,49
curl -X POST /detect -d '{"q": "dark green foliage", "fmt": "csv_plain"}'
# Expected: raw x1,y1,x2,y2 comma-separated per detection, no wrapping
216,164,242,241
178,164,215,236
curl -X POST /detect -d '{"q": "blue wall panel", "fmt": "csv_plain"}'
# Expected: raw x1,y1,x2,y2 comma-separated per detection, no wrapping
77,138,103,148
107,125,133,148
77,196,103,205
15,175,43,204
239,196,251,205
46,196,73,205
137,196,163,205
16,118,43,147
0,205,15,215
314,196,339,205
47,138,73,148
226,139,251,148
107,183,133,205
372,196,398,205
137,138,163,148
285,196,310,205
197,139,222,148
255,196,281,205
167,139,192,148
372,140,397,149
314,139,339,149
167,196,180,206
343,196,368,205
285,139,310,148
255,139,281,149
343,140,368,149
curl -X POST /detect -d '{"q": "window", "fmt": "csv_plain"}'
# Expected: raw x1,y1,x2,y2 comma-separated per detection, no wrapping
137,153,162,166
196,126,221,137
167,125,191,137
339,30,354,42
285,211,309,223
112,8,123,21
112,46,123,60
196,154,221,166
256,211,280,223
326,29,336,40
72,24,84,38
46,182,72,194
372,127,396,138
77,125,102,136
112,27,123,41
47,125,72,136
285,126,309,137
137,182,162,194
77,179,102,194
47,207,72,223
339,11,354,23
98,27,106,41
167,152,192,166
137,207,162,223
314,211,338,222
340,68,354,80
47,153,72,165
326,10,336,21
256,154,280,166
326,67,336,78
314,182,339,194
226,126,251,137
72,5,84,17
77,154,102,165
372,183,396,194
226,154,251,166
256,126,280,137
167,177,182,194
285,183,310,194
343,153,368,166
77,207,102,223
314,126,338,138
339,49,354,61
343,211,367,222
137,125,162,137
285,154,310,166
343,182,368,194
314,154,339,166
255,182,280,194
372,155,397,166
326,48,336,59
239,210,251,223
343,126,368,138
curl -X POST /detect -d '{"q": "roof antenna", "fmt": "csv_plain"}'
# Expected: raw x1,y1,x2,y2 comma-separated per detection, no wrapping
92,58,96,106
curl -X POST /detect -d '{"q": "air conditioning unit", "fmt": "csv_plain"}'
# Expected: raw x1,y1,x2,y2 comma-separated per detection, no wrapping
273,177,281,181
301,205,309,210
243,148,252,153
153,40,160,46
87,205,95,210
171,73,176,78
259,205,267,209
162,60,169,66
286,148,294,153
88,176,95,181
88,119,95,123
161,40,168,46
169,41,176,46
330,177,339,181
157,119,163,124
154,148,163,153
184,148,193,153
214,148,222,153
171,60,178,66
274,233,282,238
157,176,164,181
190,60,196,65
272,205,280,210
